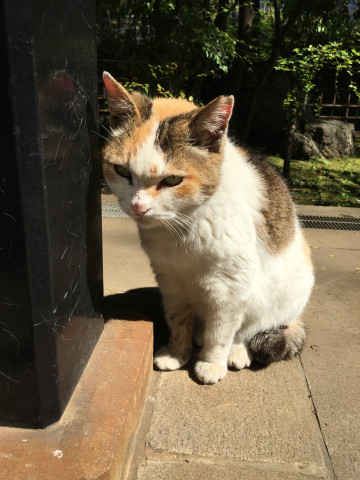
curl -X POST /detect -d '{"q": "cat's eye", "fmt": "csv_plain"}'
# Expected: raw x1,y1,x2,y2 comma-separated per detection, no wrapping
114,164,132,182
161,175,184,187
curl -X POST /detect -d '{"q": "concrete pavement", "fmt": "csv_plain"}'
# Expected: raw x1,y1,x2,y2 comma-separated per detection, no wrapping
102,209,360,480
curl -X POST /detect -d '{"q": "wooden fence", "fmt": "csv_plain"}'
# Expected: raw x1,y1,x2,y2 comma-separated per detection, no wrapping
307,88,360,128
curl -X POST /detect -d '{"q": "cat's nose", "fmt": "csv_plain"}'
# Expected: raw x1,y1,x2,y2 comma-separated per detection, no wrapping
131,202,151,216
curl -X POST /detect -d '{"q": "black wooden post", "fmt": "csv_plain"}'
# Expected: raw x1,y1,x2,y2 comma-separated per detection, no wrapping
0,0,103,428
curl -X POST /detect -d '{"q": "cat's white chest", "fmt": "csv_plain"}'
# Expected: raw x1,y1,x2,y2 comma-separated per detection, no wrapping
139,215,255,310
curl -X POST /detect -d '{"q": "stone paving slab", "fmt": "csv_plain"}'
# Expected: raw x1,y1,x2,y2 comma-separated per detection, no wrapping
300,229,360,480
137,458,324,480
143,361,328,479
103,218,156,295
296,205,360,218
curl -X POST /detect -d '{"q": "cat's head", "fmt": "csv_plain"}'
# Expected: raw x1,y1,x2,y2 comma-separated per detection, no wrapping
102,72,233,229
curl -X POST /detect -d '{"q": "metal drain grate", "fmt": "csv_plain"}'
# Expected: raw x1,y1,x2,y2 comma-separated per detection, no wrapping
299,215,360,231
102,204,360,231
102,203,128,218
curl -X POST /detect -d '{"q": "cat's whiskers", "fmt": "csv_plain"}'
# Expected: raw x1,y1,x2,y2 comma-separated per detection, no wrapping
175,212,195,229
174,211,193,227
91,130,111,143
172,217,190,235
175,211,192,221
110,126,119,138
163,220,183,244
97,121,123,146
98,121,113,137
163,218,189,250
162,219,177,237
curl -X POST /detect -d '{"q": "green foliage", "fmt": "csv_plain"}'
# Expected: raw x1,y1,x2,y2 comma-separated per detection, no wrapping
275,41,360,121
269,155,360,207
201,26,237,73
97,0,238,100
97,0,360,156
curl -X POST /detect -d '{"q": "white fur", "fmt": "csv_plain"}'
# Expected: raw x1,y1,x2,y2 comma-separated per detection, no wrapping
228,343,253,369
108,138,314,384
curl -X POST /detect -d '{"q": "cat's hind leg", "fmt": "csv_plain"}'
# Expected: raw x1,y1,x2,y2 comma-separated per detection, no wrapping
154,305,194,371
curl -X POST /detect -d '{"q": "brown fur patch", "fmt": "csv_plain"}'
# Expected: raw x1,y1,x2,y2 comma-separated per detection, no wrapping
156,112,224,197
248,320,306,364
167,307,194,361
131,92,153,121
247,152,296,254
249,329,287,363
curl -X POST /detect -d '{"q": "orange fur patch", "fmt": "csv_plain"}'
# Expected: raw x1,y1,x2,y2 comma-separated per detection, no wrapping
147,186,161,198
122,119,156,158
302,234,313,270
152,98,196,122
174,169,202,198
236,146,248,157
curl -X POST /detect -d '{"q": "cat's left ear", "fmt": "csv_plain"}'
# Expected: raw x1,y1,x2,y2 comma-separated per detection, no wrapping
103,72,141,128
189,95,234,151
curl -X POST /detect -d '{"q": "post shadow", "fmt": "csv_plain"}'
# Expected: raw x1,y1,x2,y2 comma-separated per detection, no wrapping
103,288,169,351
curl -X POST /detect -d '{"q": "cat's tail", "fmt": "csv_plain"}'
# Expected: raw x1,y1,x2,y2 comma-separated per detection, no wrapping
248,320,306,364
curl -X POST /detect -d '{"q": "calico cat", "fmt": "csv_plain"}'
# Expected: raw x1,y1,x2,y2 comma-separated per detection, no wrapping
102,72,314,384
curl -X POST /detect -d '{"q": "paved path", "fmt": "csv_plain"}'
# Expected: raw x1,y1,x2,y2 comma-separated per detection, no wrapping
102,213,360,480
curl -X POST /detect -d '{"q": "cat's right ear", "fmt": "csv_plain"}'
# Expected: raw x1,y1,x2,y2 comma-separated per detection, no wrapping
189,95,234,152
103,72,140,128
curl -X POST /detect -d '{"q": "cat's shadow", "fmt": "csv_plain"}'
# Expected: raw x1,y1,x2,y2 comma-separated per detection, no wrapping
103,287,268,383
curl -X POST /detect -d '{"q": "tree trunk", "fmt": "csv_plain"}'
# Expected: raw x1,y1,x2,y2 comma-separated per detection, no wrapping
214,0,229,31
241,0,307,143
190,0,231,99
283,121,296,180
228,0,255,137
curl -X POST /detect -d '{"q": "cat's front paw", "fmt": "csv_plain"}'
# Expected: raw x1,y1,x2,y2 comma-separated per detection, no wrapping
154,345,189,371
195,360,227,384
228,343,252,370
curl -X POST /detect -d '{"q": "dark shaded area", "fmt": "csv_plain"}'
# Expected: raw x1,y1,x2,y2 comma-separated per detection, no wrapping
0,1,103,428
103,288,168,351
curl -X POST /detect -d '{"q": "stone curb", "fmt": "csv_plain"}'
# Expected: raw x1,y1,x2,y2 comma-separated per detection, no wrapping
0,319,153,480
